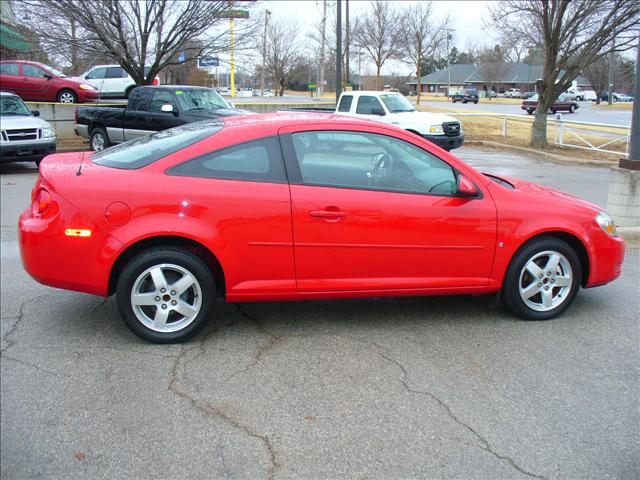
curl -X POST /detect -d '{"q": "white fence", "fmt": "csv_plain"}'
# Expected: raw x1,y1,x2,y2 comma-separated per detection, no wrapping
447,112,631,157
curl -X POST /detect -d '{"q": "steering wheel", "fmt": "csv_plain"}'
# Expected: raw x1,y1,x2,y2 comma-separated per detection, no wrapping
369,152,395,186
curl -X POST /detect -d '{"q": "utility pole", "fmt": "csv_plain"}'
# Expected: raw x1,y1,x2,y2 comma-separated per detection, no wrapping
260,9,271,97
358,51,362,91
345,0,349,86
318,0,327,96
446,30,452,98
607,40,615,105
620,34,639,168
336,0,342,101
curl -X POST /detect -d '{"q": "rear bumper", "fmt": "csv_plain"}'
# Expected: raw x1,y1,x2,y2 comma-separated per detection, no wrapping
0,141,56,163
420,133,464,151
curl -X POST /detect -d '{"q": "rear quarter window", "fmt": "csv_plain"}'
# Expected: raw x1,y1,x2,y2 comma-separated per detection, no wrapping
337,95,353,112
92,121,222,169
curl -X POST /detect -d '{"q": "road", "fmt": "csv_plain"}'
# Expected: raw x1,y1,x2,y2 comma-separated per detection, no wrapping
420,99,632,126
1,148,638,479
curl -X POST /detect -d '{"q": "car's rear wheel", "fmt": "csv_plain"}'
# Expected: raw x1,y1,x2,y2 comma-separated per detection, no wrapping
569,104,575,113
57,89,77,103
474,100,478,104
503,237,581,320
90,127,111,151
526,109,534,115
116,248,215,343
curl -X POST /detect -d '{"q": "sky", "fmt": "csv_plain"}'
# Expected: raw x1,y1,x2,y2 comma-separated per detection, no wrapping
236,0,499,76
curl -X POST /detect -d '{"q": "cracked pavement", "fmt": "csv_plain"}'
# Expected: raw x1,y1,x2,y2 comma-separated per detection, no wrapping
2,149,639,479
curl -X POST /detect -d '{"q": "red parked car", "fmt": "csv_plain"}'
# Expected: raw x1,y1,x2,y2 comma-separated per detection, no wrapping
0,60,99,103
521,93,579,115
19,114,624,343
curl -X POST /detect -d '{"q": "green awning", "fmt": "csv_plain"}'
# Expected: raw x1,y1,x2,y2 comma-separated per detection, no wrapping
0,22,31,52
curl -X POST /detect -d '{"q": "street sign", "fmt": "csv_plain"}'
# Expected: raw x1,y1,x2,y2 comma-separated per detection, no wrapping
178,50,186,63
217,10,249,19
198,57,219,68
308,82,317,90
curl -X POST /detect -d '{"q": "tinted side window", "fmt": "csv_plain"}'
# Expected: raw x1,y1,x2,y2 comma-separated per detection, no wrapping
128,88,152,111
168,137,286,183
86,67,108,79
356,96,384,115
337,95,353,112
150,90,176,112
106,67,126,79
0,63,19,75
23,64,47,78
291,131,457,196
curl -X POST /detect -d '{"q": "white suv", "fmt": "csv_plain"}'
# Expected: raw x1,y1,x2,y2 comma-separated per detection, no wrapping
505,88,522,98
79,65,160,99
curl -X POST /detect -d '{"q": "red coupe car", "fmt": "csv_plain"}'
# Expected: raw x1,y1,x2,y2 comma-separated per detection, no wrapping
19,113,624,343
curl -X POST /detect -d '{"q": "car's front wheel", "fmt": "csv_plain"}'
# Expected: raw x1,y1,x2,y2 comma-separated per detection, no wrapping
116,248,215,343
57,89,77,103
503,237,581,320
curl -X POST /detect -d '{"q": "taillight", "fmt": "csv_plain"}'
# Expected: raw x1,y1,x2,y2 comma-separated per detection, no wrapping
152,78,159,86
33,189,51,214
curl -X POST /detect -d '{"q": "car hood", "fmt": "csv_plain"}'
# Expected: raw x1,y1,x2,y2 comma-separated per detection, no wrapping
389,110,459,124
491,173,602,214
0,114,53,130
186,108,250,119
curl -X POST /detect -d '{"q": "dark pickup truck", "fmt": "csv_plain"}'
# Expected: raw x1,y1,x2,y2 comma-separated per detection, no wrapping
75,85,247,150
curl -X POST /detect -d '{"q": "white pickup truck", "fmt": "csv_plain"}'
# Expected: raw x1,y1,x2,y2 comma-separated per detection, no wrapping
333,91,463,151
288,91,464,151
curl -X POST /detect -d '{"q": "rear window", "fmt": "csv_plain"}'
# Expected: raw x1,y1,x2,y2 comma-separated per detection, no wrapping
92,120,222,169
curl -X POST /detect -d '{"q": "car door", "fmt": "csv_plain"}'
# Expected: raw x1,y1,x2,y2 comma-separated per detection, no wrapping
353,95,388,122
280,124,497,293
0,63,22,96
20,64,48,100
105,67,128,96
122,88,157,140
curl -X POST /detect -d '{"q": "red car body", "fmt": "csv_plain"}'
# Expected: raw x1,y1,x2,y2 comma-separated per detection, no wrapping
18,113,624,340
0,60,100,103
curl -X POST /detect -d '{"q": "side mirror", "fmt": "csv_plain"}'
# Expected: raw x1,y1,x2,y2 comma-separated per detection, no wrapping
457,174,479,197
43,73,52,80
161,103,176,114
31,110,40,117
371,107,385,116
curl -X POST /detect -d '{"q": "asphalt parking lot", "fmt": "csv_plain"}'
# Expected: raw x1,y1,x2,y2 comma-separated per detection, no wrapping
1,147,638,479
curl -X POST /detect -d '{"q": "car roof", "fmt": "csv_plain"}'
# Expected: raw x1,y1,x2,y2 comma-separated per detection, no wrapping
221,112,395,132
0,91,19,97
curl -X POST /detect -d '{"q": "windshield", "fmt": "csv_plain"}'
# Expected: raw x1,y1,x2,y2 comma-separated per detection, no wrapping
0,96,32,116
379,94,415,113
174,89,230,111
92,120,222,169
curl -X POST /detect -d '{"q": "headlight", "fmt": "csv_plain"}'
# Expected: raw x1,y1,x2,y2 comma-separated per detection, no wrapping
595,211,618,237
41,127,55,139
79,84,96,90
429,125,444,134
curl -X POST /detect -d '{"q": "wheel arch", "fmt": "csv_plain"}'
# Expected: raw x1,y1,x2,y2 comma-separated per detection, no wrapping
108,235,226,297
505,230,590,287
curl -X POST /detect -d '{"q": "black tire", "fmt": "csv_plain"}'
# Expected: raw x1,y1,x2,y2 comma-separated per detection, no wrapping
569,104,575,113
57,89,77,103
452,98,457,103
116,247,216,343
90,127,111,151
474,100,478,104
462,99,467,104
503,237,581,321
527,109,534,115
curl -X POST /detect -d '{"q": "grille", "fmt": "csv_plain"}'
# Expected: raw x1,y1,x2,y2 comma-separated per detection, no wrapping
5,129,39,141
442,122,461,137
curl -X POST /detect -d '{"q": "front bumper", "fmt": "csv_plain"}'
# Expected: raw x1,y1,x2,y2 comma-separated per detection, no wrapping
77,90,100,103
585,232,625,288
420,133,464,151
0,141,56,163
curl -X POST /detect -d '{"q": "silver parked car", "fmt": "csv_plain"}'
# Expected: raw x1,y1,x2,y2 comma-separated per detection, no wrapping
0,91,56,166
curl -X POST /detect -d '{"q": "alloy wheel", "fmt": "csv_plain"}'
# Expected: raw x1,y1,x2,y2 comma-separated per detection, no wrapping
518,250,573,312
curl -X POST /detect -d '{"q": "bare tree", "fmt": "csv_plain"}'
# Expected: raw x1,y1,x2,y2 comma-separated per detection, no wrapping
500,32,528,63
584,54,635,104
17,0,258,85
489,0,639,148
265,19,303,96
479,45,509,99
399,2,448,105
352,0,403,90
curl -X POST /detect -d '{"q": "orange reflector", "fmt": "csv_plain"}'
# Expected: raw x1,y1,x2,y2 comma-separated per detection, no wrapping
65,229,92,237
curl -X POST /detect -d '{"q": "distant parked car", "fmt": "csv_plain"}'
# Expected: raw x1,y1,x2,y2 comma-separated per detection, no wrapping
451,88,479,104
505,88,522,98
486,90,497,98
0,91,56,166
521,94,579,114
522,91,536,99
600,92,620,102
80,64,160,99
0,60,99,103
615,93,633,102
583,90,598,102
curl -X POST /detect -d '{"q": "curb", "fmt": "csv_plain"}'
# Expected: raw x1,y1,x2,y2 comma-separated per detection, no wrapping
465,140,617,167
619,227,640,248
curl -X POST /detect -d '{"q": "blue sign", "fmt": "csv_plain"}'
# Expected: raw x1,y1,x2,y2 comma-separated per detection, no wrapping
197,57,219,68
178,50,186,63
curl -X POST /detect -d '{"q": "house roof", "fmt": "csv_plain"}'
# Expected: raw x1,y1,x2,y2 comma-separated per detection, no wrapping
408,63,589,86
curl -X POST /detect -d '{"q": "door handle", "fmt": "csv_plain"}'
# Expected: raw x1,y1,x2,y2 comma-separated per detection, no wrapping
309,210,346,220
